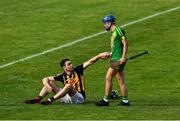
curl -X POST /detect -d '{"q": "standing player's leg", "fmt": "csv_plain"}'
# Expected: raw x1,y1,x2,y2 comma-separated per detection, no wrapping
96,67,117,106
116,71,130,106
105,67,117,96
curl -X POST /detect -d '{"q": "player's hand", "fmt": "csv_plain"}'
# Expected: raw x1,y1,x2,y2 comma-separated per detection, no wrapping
120,57,127,65
99,52,111,59
41,99,52,105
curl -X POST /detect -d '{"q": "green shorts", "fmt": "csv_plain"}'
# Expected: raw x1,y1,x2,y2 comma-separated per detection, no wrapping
109,60,126,72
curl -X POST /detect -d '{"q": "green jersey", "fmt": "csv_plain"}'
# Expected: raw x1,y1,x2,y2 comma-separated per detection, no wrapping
110,27,127,61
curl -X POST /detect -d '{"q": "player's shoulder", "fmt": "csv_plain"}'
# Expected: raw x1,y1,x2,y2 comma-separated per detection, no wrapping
74,64,83,70
116,27,126,36
74,64,84,74
54,72,64,78
116,26,124,32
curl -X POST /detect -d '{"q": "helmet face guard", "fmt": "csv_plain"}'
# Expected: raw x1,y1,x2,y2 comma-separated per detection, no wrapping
102,14,116,23
105,23,112,31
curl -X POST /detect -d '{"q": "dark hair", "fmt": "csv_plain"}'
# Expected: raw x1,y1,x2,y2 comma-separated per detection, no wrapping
60,58,70,67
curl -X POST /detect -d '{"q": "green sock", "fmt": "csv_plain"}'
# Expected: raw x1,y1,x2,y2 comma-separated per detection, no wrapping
103,95,110,102
122,96,128,103
122,96,128,100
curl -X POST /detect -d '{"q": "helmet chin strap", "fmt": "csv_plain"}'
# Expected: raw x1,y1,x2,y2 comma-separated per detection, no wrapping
106,23,112,31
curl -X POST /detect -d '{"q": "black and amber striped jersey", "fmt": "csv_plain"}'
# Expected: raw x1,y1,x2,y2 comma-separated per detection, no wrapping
54,64,86,98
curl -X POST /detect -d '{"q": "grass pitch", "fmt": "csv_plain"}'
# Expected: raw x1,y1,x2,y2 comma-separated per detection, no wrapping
0,0,180,120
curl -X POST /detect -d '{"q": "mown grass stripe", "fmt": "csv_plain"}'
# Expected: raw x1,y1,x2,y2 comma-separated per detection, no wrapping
0,6,179,69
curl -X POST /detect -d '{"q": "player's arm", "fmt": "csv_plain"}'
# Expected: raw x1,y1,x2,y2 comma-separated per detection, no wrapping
83,52,111,69
120,36,128,64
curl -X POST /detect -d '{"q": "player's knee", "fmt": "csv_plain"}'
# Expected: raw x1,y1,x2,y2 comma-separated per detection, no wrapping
46,86,52,93
49,80,55,85
106,75,112,82
42,77,48,85
118,79,124,84
64,84,76,93
120,81,126,88
64,84,73,89
65,84,76,96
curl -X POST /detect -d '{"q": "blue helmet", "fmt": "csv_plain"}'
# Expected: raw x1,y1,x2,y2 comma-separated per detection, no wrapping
102,14,116,23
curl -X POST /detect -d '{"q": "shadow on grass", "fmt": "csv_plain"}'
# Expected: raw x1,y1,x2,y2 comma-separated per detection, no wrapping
2,99,179,107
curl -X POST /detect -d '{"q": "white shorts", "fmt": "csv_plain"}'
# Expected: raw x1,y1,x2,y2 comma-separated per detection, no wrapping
60,92,85,104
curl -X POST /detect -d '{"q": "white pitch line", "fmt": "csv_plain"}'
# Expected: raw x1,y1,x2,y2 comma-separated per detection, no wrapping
0,6,180,69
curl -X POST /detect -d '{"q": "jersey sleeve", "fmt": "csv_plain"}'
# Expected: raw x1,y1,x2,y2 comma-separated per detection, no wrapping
121,29,127,40
74,64,84,75
54,74,64,83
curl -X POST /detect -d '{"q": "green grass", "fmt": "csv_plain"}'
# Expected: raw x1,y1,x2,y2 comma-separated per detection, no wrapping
0,0,180,120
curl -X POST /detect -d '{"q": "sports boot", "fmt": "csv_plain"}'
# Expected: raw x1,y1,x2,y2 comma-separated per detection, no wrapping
118,101,130,106
24,96,42,104
95,99,109,106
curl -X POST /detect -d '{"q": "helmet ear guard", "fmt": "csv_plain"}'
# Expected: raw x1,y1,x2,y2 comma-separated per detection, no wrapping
102,14,116,23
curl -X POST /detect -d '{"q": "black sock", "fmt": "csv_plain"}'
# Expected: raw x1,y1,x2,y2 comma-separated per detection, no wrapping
35,96,43,100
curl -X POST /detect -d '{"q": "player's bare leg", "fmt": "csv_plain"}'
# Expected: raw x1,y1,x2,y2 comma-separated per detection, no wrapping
54,84,76,99
105,67,117,96
40,84,77,105
116,71,128,96
96,67,117,106
24,78,60,104
116,71,130,106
